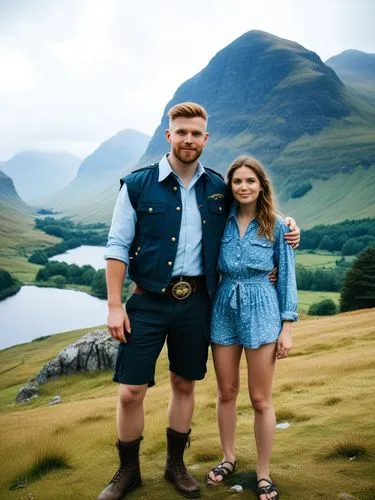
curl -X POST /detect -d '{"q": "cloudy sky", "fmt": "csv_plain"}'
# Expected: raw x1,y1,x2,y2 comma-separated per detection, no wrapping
0,0,374,161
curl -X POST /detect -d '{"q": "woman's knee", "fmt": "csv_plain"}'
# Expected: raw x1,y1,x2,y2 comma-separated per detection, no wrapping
250,393,273,413
217,383,239,403
118,384,146,407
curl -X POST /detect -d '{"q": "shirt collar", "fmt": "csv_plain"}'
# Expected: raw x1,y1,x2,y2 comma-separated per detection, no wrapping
158,154,206,183
228,202,239,220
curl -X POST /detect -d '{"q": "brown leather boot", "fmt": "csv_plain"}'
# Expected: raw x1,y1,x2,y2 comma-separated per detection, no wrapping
97,436,143,500
164,427,200,498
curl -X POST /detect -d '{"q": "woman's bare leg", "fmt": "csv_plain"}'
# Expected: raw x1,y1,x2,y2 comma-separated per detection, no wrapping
245,343,277,499
208,344,242,483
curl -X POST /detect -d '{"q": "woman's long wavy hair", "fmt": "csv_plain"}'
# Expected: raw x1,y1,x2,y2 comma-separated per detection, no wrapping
227,155,276,241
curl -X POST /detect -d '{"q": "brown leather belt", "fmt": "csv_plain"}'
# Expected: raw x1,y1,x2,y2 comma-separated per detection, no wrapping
134,276,205,300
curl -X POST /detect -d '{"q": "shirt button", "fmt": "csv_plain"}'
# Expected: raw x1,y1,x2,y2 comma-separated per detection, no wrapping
137,246,141,251
162,288,166,293
148,207,153,213
203,220,206,224
171,237,176,242
176,206,181,211
135,252,138,256
219,206,222,211
173,186,178,191
167,261,173,266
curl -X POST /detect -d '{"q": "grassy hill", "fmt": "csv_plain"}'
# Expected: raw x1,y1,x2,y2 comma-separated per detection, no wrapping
0,171,59,282
0,310,374,499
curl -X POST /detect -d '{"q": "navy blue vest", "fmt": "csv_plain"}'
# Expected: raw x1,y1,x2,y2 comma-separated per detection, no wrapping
121,163,229,299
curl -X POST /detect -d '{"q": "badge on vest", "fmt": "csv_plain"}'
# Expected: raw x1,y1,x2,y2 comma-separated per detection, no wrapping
207,193,224,199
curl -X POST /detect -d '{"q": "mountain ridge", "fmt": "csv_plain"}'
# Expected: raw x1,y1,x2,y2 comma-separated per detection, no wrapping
2,150,81,204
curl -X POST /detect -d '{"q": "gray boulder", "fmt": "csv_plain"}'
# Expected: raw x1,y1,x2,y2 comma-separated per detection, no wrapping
16,330,118,403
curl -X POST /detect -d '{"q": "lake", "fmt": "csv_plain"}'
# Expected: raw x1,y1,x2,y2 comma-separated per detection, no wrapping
49,245,106,269
0,286,107,350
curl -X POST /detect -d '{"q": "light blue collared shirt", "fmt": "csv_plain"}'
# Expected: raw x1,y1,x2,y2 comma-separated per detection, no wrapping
105,154,205,277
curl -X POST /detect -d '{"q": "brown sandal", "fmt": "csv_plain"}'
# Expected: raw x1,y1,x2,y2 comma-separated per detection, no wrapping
206,460,236,486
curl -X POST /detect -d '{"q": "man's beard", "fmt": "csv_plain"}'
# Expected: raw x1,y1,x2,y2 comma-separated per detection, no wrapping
172,145,202,164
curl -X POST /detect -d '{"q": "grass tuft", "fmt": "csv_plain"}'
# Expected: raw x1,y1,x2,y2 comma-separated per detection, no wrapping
276,408,311,423
324,440,370,460
193,452,220,463
324,396,342,406
32,336,51,343
9,453,71,490
78,414,107,424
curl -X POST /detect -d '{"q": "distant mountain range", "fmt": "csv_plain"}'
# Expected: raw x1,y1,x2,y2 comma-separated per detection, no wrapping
41,129,150,221
1,151,81,203
326,50,375,87
2,30,375,232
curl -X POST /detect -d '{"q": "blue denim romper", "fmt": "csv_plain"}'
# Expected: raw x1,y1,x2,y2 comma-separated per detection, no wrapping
211,206,298,349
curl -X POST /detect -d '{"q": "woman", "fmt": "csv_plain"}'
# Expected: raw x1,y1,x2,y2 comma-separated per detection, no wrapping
206,156,298,500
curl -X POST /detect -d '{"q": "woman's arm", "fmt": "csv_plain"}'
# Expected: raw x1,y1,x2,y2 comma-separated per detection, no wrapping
274,219,298,358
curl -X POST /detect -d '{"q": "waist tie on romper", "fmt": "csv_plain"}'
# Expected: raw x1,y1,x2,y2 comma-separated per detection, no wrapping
222,277,270,319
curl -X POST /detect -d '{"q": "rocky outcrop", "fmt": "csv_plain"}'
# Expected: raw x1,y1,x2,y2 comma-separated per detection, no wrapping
16,330,118,403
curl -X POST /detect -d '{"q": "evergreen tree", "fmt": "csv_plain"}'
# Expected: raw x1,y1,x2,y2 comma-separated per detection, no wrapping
340,248,375,312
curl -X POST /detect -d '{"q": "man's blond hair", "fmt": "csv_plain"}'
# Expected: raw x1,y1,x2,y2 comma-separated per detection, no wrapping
167,102,208,122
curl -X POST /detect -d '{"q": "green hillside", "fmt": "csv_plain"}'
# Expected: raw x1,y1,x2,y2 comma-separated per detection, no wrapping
279,166,375,228
0,309,374,499
0,171,59,281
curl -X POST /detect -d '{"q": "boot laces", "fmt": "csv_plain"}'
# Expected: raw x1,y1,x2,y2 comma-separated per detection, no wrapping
111,465,126,485
176,457,190,478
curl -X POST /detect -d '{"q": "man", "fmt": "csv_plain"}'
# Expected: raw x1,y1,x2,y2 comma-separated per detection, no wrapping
97,102,300,500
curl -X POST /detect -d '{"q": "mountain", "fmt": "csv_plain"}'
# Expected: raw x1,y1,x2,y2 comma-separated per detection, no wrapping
0,169,30,214
0,171,58,280
325,50,375,110
135,31,375,227
1,151,81,204
44,129,150,222
37,32,375,227
326,50,375,86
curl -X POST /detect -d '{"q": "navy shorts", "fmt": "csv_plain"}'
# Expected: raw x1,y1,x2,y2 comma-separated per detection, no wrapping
113,289,210,387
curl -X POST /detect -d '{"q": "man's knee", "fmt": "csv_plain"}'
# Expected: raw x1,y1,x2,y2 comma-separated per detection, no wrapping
170,372,195,397
118,384,147,407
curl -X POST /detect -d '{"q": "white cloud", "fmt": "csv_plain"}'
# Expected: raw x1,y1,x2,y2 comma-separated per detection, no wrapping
0,0,374,160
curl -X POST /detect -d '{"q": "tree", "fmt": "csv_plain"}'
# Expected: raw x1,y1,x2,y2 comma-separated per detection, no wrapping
296,265,313,290
308,299,338,316
340,247,375,312
0,268,14,290
318,235,336,252
28,251,48,265
91,270,107,299
50,275,66,288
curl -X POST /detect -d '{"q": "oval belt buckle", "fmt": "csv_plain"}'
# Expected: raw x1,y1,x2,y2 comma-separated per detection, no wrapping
171,281,192,300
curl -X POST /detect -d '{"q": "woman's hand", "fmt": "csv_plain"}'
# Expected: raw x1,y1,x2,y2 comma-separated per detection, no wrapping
276,322,293,359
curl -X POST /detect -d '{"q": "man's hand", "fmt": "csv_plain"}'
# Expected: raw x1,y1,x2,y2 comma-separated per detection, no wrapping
107,304,131,343
268,267,277,285
284,216,300,249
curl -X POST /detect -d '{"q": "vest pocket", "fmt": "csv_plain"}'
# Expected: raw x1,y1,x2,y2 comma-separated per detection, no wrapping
137,202,166,237
208,200,225,215
130,234,161,276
